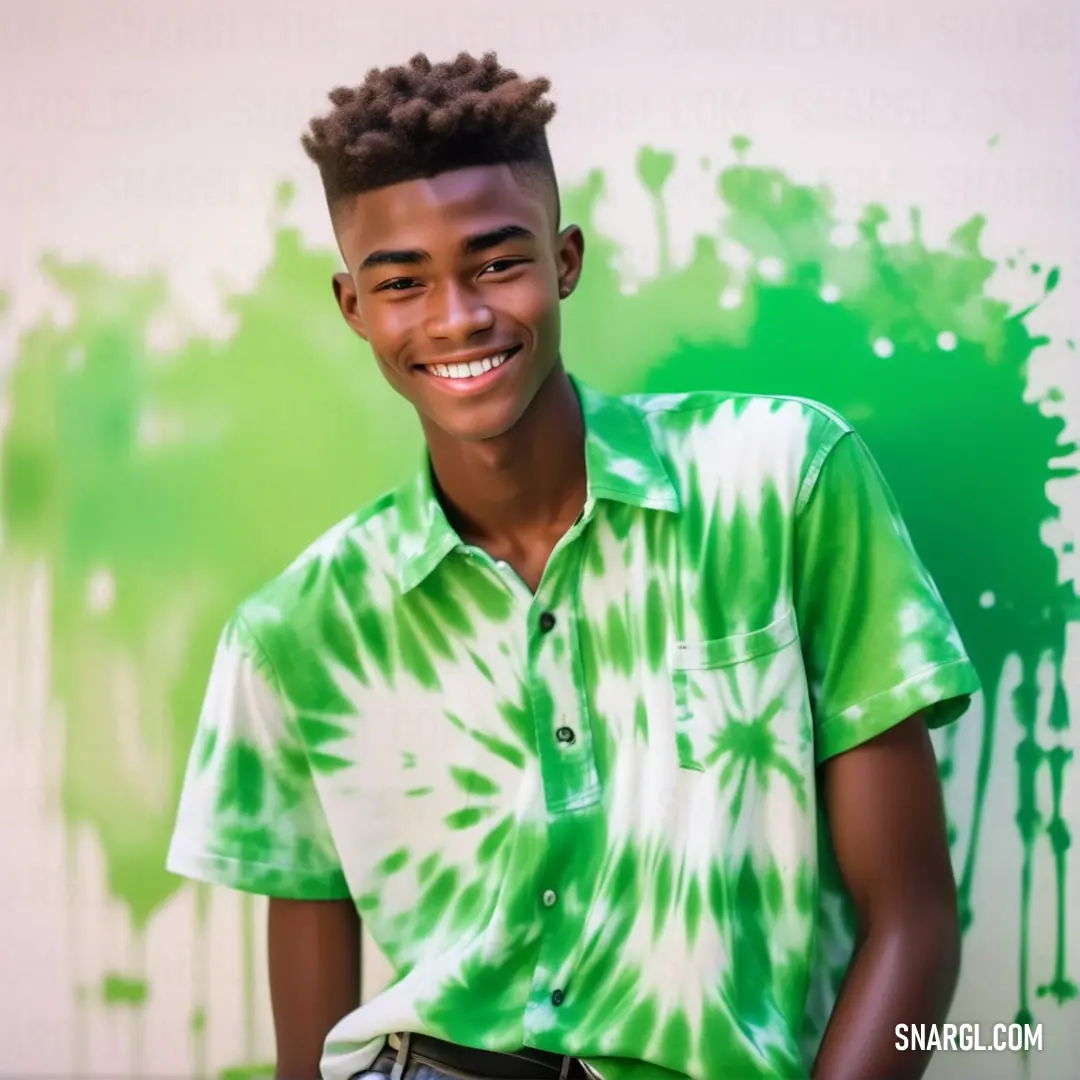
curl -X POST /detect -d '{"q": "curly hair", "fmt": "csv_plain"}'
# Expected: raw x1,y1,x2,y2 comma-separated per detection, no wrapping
301,51,560,220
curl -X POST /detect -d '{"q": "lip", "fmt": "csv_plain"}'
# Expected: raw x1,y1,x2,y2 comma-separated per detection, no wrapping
417,345,522,394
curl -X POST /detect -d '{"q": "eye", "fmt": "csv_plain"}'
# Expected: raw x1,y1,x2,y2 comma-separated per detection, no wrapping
376,278,420,292
481,258,527,275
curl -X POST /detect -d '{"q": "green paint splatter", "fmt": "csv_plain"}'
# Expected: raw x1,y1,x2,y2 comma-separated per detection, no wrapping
192,882,210,1078
101,972,148,1006
241,893,258,1061
637,148,676,275
1,148,1076,1075
64,824,88,1076
218,1063,275,1080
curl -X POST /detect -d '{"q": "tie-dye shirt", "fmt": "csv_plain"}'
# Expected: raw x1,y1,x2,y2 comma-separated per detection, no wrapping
167,378,980,1080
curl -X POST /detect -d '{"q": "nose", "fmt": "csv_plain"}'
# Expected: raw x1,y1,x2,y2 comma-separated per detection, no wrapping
424,280,495,342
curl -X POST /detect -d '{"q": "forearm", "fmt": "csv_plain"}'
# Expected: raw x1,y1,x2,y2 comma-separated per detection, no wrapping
812,911,960,1080
269,898,362,1080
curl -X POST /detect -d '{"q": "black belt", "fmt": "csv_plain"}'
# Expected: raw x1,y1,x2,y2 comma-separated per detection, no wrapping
382,1032,592,1079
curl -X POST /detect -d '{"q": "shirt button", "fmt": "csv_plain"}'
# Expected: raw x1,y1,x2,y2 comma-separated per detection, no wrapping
556,726,576,744
542,889,557,907
539,611,556,633
551,989,565,1007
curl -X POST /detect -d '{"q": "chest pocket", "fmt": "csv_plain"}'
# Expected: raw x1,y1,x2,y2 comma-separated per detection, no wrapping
670,609,801,773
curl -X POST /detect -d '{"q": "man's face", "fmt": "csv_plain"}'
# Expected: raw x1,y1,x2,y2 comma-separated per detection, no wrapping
332,164,584,444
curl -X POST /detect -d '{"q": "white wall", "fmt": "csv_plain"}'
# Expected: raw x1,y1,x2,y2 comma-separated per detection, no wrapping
0,2,1077,1077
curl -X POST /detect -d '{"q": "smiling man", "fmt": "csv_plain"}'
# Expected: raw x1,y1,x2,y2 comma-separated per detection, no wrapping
167,52,981,1080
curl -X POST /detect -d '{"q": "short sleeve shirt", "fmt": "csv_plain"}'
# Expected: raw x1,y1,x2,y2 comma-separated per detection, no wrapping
166,379,981,1080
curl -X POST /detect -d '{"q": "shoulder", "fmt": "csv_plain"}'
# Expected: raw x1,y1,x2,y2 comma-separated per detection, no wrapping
231,486,403,663
623,387,853,508
626,386,851,443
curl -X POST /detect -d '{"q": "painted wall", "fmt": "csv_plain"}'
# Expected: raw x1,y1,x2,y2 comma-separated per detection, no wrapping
0,1,1077,1077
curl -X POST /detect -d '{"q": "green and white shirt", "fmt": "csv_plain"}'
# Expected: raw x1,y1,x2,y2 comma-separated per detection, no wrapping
167,379,980,1080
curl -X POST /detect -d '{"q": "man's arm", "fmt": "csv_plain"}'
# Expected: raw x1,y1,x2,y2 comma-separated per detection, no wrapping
165,614,358,1080
811,712,961,1080
269,898,362,1080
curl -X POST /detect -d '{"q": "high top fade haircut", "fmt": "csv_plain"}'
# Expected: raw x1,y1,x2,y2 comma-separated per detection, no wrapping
301,51,561,227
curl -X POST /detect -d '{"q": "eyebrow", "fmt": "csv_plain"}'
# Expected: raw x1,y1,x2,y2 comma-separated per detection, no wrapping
357,224,535,273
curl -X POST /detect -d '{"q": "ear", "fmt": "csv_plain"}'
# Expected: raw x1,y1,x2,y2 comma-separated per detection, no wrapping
555,224,585,299
333,272,368,340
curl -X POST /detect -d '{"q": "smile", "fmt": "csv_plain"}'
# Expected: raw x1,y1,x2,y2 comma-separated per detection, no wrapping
424,345,521,382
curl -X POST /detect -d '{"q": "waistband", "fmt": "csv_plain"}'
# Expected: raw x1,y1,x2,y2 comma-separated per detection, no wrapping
379,1032,596,1079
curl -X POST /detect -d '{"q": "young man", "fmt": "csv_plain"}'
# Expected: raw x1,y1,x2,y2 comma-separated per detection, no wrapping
167,51,980,1080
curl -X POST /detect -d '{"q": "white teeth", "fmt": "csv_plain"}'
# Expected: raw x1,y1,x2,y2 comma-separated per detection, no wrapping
430,351,511,380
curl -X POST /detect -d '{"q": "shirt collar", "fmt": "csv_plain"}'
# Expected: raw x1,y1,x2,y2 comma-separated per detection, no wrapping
392,376,680,593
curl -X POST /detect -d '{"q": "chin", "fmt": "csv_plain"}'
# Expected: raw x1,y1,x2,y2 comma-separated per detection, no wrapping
432,396,528,444
443,412,521,444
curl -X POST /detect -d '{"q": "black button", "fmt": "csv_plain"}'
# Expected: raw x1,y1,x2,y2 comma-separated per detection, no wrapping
551,988,565,1007
556,726,576,744
539,611,556,633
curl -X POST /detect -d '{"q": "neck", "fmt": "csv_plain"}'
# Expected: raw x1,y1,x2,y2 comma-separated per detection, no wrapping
423,365,587,549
